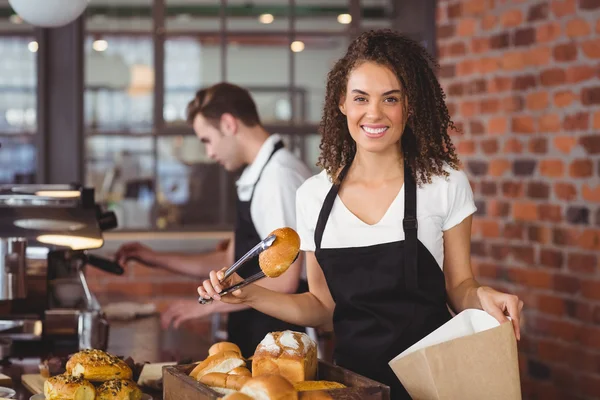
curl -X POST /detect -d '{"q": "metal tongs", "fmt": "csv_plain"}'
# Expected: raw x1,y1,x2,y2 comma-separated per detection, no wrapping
198,234,276,305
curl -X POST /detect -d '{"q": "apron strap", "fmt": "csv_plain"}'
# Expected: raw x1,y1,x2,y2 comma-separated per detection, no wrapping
314,164,350,250
248,140,285,203
403,163,419,291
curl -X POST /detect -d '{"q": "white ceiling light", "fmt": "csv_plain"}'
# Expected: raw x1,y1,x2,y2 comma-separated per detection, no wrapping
290,41,305,52
259,14,274,24
92,39,108,52
337,14,352,24
27,41,38,53
8,0,89,28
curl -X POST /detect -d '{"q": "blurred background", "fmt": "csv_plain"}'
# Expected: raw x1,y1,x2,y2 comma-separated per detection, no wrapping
0,0,598,398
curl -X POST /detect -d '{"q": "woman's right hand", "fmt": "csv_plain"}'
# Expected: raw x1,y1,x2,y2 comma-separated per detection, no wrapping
198,268,251,304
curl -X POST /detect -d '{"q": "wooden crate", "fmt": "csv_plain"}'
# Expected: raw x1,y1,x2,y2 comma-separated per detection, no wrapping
163,359,390,400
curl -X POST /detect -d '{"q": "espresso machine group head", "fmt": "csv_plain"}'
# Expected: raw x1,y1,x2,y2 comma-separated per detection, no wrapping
0,184,123,359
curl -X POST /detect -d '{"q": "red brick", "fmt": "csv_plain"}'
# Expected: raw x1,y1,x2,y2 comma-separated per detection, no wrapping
581,0,600,9
476,262,500,279
553,91,577,107
437,24,455,39
481,98,500,114
503,181,524,198
512,116,536,133
156,282,200,296
566,65,595,83
570,159,593,177
481,14,497,30
594,110,600,129
470,120,485,135
580,135,600,154
512,245,536,264
566,18,591,37
537,293,565,315
538,113,562,132
579,229,600,250
488,76,512,93
567,253,597,274
447,3,462,19
508,268,552,288
471,37,489,53
514,28,536,47
528,182,550,199
439,64,455,78
488,200,510,217
536,22,562,43
462,0,487,16
457,60,477,76
581,374,600,398
529,225,553,245
502,51,527,70
448,41,467,56
553,273,581,294
540,160,565,177
529,47,553,67
504,138,524,153
480,220,501,238
479,57,499,74
597,18,600,34
551,0,576,17
526,91,549,111
553,43,578,62
529,138,547,154
564,112,589,131
581,86,600,105
513,202,539,221
481,139,498,154
460,101,478,117
488,117,507,134
489,159,511,177
555,183,577,200
582,280,600,301
582,39,600,59
583,185,600,202
553,136,578,154
527,2,549,22
540,250,564,269
503,223,524,240
457,140,476,155
501,9,523,28
457,18,477,36
540,68,567,86
539,204,563,223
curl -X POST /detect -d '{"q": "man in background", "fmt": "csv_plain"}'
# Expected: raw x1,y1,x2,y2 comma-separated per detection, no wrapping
115,83,313,356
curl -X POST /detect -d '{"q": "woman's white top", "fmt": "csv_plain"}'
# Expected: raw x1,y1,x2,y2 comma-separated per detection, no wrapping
296,165,477,270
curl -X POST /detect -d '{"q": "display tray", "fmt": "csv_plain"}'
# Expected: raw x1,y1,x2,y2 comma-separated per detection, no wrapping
163,359,390,400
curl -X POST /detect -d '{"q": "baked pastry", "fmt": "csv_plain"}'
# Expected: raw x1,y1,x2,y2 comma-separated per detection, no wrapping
189,351,246,380
199,372,250,395
240,374,298,400
229,367,251,377
252,331,317,383
294,381,346,391
96,379,142,400
43,374,96,400
66,349,132,382
220,393,254,400
209,342,242,357
259,228,300,278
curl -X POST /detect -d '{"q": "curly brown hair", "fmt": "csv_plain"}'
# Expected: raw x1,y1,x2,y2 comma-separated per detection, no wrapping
317,29,460,185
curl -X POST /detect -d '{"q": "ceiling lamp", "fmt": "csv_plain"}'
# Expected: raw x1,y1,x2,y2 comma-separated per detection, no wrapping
8,0,89,28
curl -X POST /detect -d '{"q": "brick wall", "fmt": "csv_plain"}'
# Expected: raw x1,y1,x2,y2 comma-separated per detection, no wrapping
437,0,600,398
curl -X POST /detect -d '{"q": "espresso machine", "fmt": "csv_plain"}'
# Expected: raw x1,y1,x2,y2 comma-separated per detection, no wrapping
0,184,124,359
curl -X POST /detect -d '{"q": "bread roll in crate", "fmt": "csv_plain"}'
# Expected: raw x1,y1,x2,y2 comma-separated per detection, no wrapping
252,331,317,383
163,336,390,400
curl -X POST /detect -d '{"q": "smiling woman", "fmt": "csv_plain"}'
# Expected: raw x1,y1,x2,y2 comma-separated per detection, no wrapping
198,29,524,400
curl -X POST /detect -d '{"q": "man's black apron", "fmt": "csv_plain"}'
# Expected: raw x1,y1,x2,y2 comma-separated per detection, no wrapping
228,141,309,358
314,162,452,399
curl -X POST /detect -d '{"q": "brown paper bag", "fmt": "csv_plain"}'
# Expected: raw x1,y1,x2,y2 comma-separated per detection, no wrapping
388,309,521,400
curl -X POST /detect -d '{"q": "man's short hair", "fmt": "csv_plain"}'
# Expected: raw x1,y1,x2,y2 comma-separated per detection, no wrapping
186,82,261,128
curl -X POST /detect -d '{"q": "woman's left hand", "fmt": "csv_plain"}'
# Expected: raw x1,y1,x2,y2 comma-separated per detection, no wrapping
476,286,524,340
161,299,214,329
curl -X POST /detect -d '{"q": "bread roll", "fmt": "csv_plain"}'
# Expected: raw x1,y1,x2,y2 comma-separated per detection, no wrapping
209,342,242,357
259,228,300,278
43,374,96,400
66,349,132,382
229,367,251,377
199,372,250,395
189,351,246,380
293,381,346,391
240,374,298,400
252,331,317,383
221,393,254,400
96,379,142,400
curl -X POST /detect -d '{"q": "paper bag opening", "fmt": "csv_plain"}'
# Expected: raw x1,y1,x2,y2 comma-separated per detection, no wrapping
388,309,521,400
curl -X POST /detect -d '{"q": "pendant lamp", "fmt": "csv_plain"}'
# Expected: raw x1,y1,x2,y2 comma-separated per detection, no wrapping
8,0,89,28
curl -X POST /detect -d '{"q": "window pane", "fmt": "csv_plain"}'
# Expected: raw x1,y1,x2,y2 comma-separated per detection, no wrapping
84,35,154,133
156,136,236,229
166,0,221,32
227,0,289,32
227,36,290,124
295,35,348,124
164,37,222,126
295,0,350,32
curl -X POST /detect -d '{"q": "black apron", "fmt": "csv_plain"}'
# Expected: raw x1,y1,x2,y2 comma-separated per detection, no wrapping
314,162,452,400
228,141,309,358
